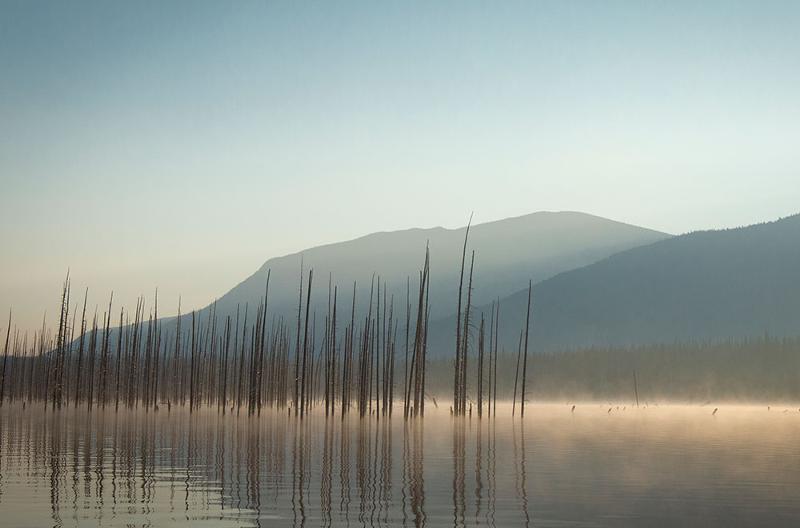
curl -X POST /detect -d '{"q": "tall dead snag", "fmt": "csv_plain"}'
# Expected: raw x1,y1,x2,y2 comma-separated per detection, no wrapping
201,308,214,409
459,251,475,416
453,215,472,416
168,299,181,411
325,284,338,417
308,310,318,412
404,284,419,418
247,302,261,415
259,276,270,415
236,305,248,415
420,279,430,417
99,293,113,408
300,269,313,418
142,309,154,410
357,277,374,418
50,273,70,410
331,286,338,416
114,307,125,412
233,305,242,411
341,282,356,419
374,277,381,418
386,294,396,417
487,302,494,418
393,315,400,414
380,285,389,416
521,280,532,418
403,277,410,411
126,298,142,409
493,298,499,417
477,314,485,418
74,290,88,407
151,300,161,410
86,310,98,411
293,258,304,415
199,304,211,411
247,273,270,416
221,316,231,414
405,244,430,419
66,309,76,408
241,321,254,414
512,329,522,417
58,275,72,409
323,276,331,416
189,311,197,413
0,309,12,406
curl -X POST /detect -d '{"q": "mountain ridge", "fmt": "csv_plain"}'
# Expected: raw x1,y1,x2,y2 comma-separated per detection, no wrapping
425,212,800,355
204,211,670,326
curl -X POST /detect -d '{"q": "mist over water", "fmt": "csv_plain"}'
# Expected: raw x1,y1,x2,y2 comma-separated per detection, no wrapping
1,403,799,527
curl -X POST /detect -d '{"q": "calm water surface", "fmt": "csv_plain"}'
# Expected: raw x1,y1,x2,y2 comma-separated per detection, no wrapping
1,403,799,527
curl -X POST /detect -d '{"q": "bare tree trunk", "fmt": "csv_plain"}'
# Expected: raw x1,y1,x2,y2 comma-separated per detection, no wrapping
300,269,313,418
477,315,485,418
521,281,532,418
1,309,12,406
512,330,522,417
454,215,472,416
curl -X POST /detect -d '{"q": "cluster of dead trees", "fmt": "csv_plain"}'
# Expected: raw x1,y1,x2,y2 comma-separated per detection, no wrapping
0,241,536,418
451,220,531,417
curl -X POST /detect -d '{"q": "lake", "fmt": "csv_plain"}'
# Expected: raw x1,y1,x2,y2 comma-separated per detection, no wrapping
1,403,798,527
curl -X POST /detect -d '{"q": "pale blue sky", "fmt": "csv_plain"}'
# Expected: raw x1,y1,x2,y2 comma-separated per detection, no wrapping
2,1,800,332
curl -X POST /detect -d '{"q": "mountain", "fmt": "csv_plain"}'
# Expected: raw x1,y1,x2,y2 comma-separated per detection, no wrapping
430,214,800,355
202,212,669,326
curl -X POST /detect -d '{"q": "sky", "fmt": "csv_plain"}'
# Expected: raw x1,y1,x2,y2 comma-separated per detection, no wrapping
2,0,800,334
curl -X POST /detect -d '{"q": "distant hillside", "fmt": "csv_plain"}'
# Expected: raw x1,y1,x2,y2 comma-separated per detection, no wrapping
203,211,669,325
429,214,800,355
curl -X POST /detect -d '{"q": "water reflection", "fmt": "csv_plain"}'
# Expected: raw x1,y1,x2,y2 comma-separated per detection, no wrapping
1,404,800,527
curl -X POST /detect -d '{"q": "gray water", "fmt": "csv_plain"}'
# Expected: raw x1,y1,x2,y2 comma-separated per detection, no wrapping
1,403,799,527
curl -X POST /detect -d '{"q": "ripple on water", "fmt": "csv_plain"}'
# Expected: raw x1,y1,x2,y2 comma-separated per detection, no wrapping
0,403,799,527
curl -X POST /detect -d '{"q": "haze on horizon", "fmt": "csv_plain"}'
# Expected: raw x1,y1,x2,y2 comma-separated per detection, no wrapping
2,0,800,333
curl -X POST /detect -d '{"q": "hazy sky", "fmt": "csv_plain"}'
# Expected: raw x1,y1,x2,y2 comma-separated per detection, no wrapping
2,1,799,333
